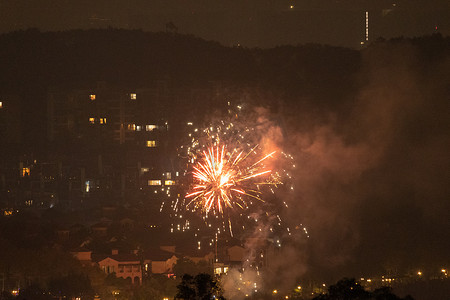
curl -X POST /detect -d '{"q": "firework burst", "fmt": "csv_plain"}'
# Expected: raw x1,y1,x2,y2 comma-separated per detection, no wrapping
186,143,276,216
174,102,301,238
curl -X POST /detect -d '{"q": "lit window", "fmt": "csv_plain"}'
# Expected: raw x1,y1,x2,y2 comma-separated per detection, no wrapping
22,167,30,177
130,93,137,100
146,125,157,131
141,167,149,174
136,125,141,131
90,94,96,101
89,117,95,124
146,140,157,147
127,123,136,131
165,180,176,185
99,118,107,124
0,101,3,108
148,180,161,186
166,172,171,179
85,181,91,192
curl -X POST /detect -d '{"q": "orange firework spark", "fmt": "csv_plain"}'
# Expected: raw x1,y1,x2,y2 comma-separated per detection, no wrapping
186,143,276,216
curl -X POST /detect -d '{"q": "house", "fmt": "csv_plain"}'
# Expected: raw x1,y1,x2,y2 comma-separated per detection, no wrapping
91,222,109,237
71,247,92,266
119,217,135,230
143,248,178,275
96,252,142,284
226,245,245,266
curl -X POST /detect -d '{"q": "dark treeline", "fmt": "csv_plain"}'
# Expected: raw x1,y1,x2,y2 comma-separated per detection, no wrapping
0,28,448,154
0,28,360,92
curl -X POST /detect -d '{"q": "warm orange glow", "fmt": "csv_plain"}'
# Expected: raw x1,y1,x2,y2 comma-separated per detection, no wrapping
146,140,157,147
146,125,157,131
89,117,95,124
22,167,30,177
186,144,275,215
148,180,161,186
89,94,96,100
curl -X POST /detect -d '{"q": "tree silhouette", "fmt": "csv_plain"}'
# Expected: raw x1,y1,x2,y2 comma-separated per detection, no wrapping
313,278,414,300
175,273,225,300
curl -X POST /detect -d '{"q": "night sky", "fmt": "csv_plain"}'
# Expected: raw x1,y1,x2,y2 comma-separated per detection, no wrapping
0,0,449,48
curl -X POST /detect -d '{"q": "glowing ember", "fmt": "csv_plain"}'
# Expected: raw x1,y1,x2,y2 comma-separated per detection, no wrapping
186,143,275,216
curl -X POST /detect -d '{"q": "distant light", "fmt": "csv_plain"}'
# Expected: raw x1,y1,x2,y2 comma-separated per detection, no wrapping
290,5,294,9
417,271,422,276
273,290,278,294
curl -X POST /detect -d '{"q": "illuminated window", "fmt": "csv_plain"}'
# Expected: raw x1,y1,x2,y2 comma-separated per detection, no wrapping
22,167,30,177
141,167,149,173
25,200,33,206
166,172,171,179
148,180,161,186
99,118,107,124
89,117,95,124
85,181,91,192
0,101,3,108
146,140,157,147
130,93,137,100
165,180,176,186
146,125,157,131
127,123,136,131
90,94,96,101
136,125,141,131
